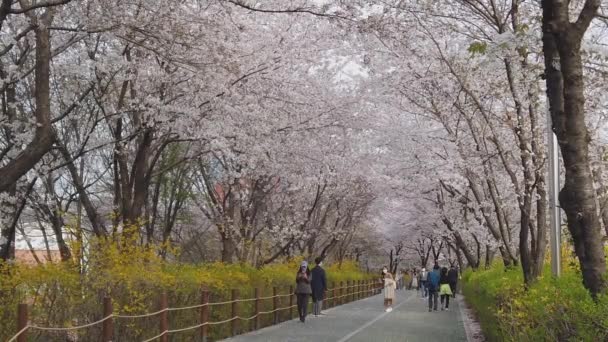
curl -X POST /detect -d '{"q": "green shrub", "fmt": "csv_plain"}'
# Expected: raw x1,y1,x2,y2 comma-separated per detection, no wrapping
463,258,608,342
0,240,374,342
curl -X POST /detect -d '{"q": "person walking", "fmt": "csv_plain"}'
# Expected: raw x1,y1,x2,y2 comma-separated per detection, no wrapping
397,269,403,290
295,261,312,322
402,270,411,291
310,257,327,317
439,267,453,311
420,267,428,298
382,267,397,312
427,265,440,312
448,265,459,298
411,270,418,292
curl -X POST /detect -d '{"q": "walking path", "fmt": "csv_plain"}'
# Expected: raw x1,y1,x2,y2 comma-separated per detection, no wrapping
224,291,469,342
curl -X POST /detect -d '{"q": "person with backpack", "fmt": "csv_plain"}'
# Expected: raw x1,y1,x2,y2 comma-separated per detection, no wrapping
310,257,327,317
420,267,428,298
427,264,441,312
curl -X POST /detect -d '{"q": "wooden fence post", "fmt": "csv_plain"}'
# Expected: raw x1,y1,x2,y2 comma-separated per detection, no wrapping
160,292,168,342
200,287,209,342
254,288,260,331
360,280,364,299
331,282,336,308
102,297,113,342
272,287,279,324
339,281,344,305
361,280,364,300
289,286,294,320
232,289,239,336
17,303,27,342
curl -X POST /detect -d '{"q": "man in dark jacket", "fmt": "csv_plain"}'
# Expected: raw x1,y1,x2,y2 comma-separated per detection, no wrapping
311,256,327,317
448,265,459,298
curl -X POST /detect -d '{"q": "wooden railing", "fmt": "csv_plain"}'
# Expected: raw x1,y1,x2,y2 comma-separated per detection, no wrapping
9,279,383,342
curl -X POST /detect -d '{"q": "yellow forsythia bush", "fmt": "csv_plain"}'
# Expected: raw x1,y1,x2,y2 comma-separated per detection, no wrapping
0,238,375,341
462,246,608,342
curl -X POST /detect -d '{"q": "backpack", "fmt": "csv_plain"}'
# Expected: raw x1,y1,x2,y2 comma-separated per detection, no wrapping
427,271,440,291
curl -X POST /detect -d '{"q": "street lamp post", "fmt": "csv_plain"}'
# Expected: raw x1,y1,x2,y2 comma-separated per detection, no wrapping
548,110,562,277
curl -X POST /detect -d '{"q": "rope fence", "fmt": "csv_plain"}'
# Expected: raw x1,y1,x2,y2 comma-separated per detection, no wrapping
8,279,384,342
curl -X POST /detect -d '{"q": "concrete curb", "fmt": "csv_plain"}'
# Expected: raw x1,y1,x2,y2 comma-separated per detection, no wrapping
457,296,485,342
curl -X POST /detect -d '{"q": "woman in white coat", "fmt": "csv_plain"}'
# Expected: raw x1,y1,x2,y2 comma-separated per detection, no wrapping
382,267,397,312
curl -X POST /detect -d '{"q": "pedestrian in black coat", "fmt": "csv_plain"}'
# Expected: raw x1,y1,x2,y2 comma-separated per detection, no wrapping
447,265,459,298
310,256,327,316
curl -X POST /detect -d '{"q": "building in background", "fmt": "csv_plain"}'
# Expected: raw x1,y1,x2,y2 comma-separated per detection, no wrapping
13,223,62,265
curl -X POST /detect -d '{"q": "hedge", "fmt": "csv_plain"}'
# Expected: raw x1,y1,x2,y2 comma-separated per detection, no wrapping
462,250,608,342
0,239,374,341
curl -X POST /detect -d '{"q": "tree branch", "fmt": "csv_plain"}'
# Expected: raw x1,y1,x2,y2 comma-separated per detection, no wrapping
224,0,353,21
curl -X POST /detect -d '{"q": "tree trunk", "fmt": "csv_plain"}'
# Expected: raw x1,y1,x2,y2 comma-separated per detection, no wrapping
467,174,517,265
0,19,54,193
221,234,236,263
533,170,549,278
0,179,36,261
519,191,533,284
454,233,478,269
455,243,466,270
472,234,482,268
591,162,608,237
442,217,478,268
485,245,493,269
498,246,512,268
541,0,606,296
57,141,105,237
0,184,18,261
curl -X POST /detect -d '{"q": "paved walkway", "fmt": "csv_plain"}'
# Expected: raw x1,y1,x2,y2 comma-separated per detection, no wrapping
224,290,469,342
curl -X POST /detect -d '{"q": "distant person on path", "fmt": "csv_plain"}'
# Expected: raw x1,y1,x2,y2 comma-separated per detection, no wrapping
311,257,327,317
397,269,403,290
439,267,453,311
420,267,428,298
402,270,412,291
427,265,440,312
448,265,459,298
295,261,312,322
382,267,397,312
411,270,418,291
